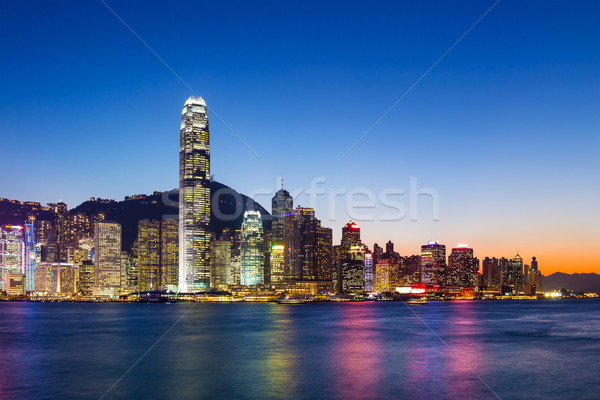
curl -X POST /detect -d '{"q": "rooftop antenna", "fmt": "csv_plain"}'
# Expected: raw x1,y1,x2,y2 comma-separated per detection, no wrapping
281,173,284,190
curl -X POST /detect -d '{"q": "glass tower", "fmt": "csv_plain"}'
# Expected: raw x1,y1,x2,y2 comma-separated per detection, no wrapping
240,211,264,286
179,96,211,292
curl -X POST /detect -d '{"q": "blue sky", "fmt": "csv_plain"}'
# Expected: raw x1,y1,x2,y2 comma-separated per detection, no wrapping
1,1,599,272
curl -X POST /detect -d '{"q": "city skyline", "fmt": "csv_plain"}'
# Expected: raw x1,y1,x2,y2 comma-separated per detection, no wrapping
1,1,598,275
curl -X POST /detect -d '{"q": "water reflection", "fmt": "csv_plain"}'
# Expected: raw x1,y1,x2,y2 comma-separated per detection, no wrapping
263,305,298,398
330,303,382,399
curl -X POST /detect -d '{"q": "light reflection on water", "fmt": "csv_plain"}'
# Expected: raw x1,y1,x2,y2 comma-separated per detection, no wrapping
0,300,599,399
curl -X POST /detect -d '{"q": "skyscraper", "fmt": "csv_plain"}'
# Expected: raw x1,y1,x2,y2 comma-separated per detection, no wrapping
179,96,211,292
283,211,301,281
210,240,232,290
94,221,122,297
138,220,161,292
240,211,264,286
315,224,333,281
271,184,293,246
341,245,365,294
421,240,446,285
448,244,479,288
364,252,374,292
269,244,285,284
160,219,179,289
0,225,25,292
341,221,361,253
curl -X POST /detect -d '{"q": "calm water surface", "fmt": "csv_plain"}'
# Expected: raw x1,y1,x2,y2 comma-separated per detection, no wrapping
1,300,599,399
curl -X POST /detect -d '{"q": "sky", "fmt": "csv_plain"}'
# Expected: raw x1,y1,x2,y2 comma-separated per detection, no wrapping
1,0,599,274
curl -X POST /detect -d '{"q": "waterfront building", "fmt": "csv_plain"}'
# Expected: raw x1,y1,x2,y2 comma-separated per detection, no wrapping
240,211,264,286
78,260,94,295
0,225,25,292
315,224,333,281
179,96,211,292
482,257,499,287
138,220,161,292
341,245,365,294
6,273,25,296
420,240,446,285
94,221,122,296
374,259,390,293
210,240,232,290
269,244,285,284
160,219,179,289
364,252,374,292
25,223,36,291
283,211,301,281
448,245,479,288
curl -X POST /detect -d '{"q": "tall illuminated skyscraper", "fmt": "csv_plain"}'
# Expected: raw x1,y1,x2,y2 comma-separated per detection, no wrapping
271,183,293,246
448,244,479,288
179,96,211,292
240,211,264,286
421,240,446,285
94,221,122,297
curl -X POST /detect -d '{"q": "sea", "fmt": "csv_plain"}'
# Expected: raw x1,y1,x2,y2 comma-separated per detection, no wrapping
1,299,599,400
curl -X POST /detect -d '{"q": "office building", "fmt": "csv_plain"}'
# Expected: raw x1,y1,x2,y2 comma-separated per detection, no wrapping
179,96,211,292
94,221,122,296
210,240,232,290
421,240,446,285
240,211,264,286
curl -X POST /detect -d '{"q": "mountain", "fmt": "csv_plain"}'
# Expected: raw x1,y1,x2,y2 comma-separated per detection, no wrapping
1,181,272,252
542,272,600,293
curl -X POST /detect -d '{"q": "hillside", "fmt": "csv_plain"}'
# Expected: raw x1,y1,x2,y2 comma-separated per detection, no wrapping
1,181,272,252
542,272,600,293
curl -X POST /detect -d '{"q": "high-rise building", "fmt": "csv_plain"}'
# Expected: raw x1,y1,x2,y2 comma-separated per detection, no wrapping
315,224,333,281
160,219,179,289
283,211,301,281
137,219,179,292
421,240,446,285
341,221,361,253
138,220,161,292
364,252,374,292
341,246,365,294
210,240,232,290
482,257,499,288
271,184,293,246
240,211,264,286
448,245,479,288
24,223,36,292
33,262,78,294
179,96,211,292
296,207,318,280
373,243,383,265
269,244,285,284
78,260,95,295
94,221,122,297
385,240,394,255
510,253,524,293
374,259,390,293
0,225,25,292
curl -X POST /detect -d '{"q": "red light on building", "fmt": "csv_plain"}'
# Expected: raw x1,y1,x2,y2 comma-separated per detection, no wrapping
411,284,426,295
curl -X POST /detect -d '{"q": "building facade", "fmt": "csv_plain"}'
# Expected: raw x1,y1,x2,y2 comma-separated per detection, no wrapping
94,221,121,296
179,96,211,292
240,211,264,286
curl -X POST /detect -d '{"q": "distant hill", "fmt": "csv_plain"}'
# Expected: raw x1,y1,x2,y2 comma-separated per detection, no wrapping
1,181,272,252
542,272,600,293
